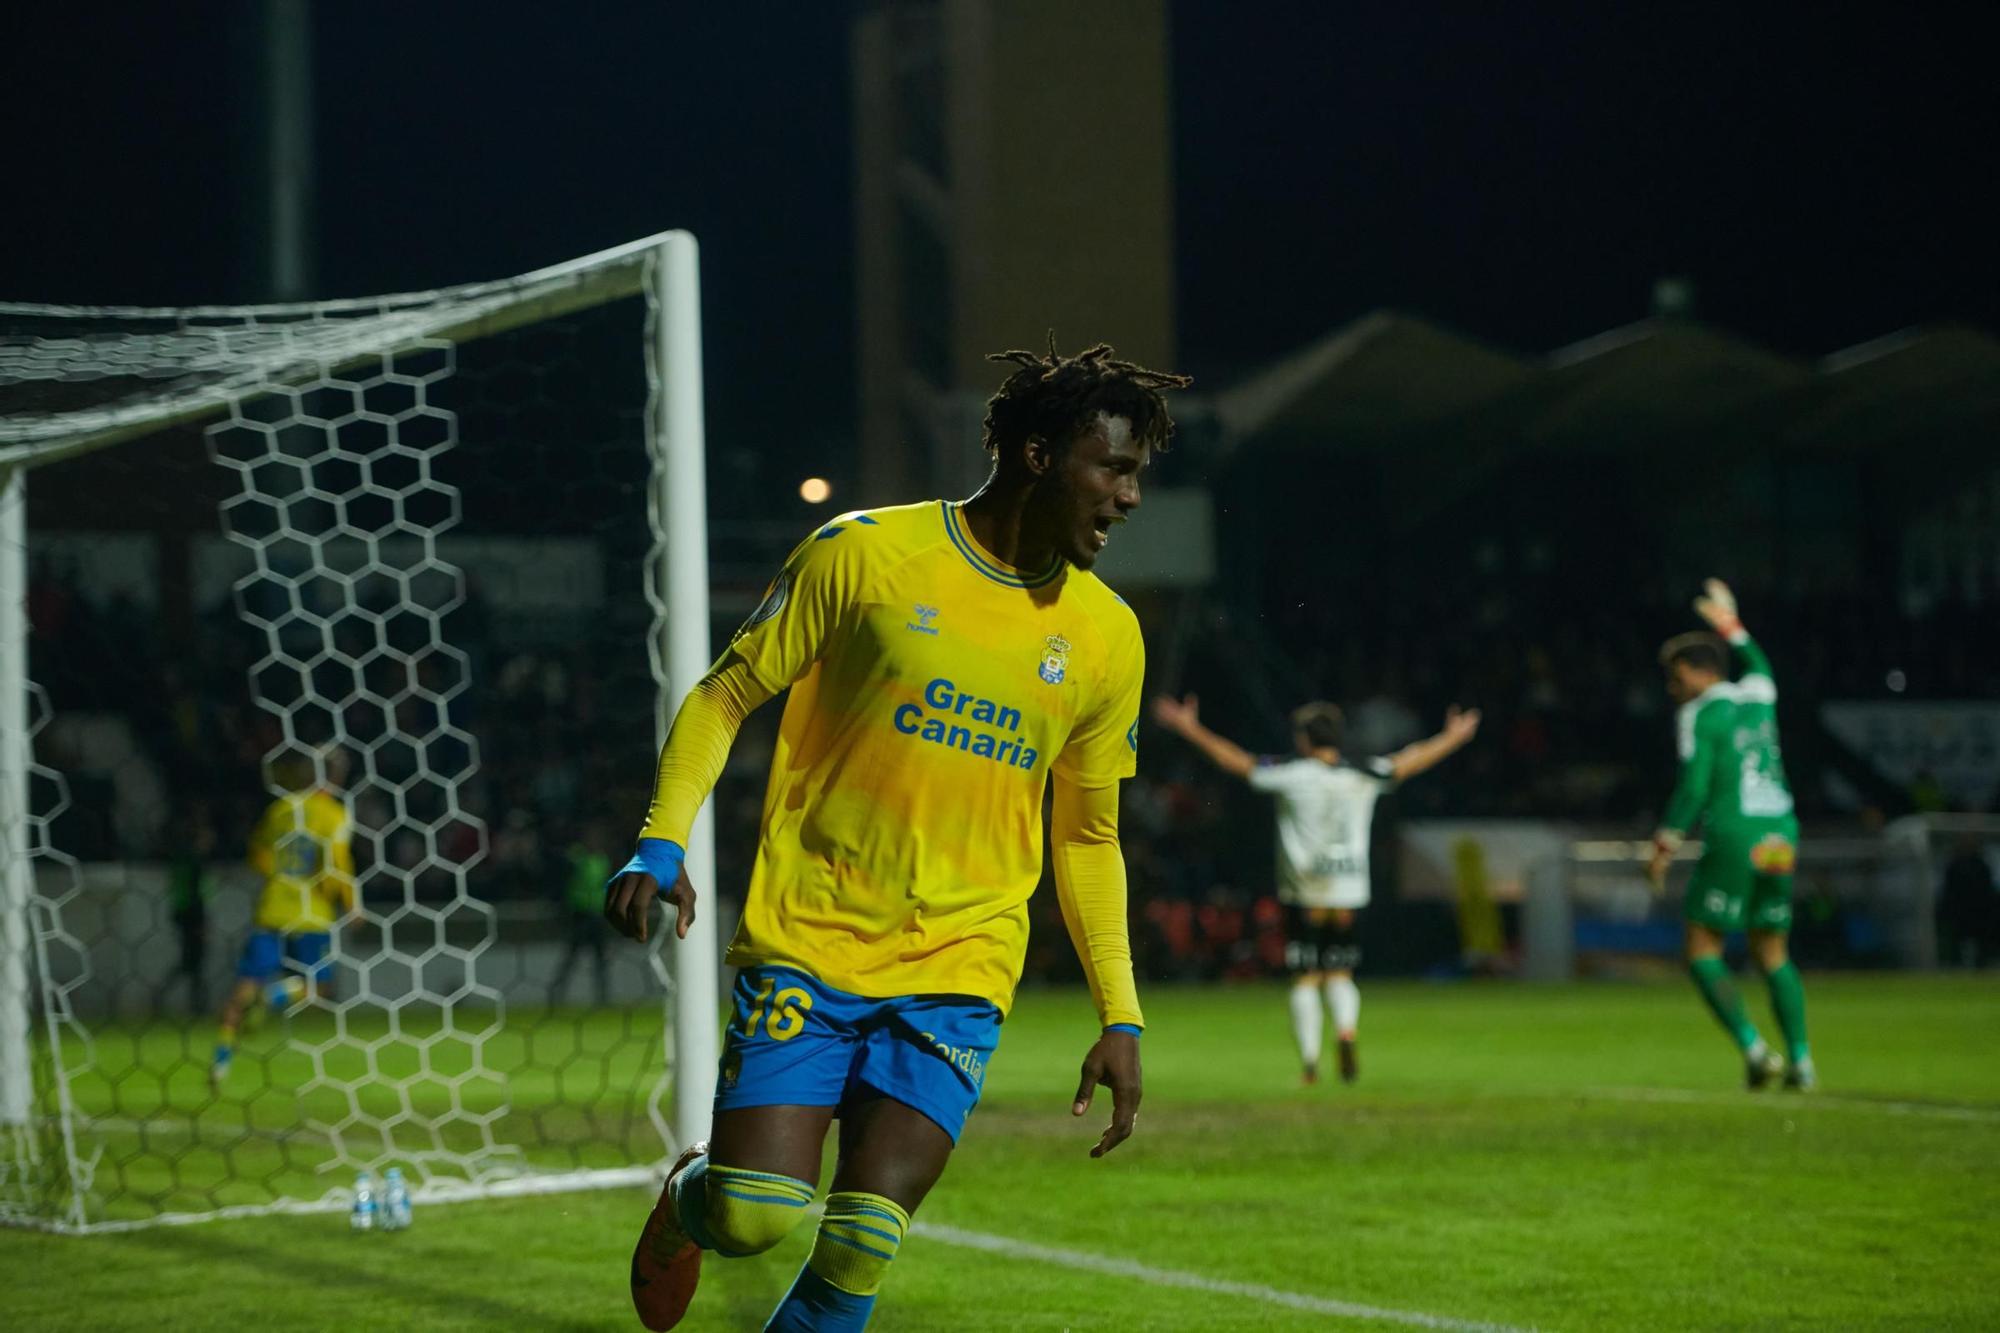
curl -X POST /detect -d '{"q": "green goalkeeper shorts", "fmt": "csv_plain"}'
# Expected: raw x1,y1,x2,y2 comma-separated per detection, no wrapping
1683,816,1800,933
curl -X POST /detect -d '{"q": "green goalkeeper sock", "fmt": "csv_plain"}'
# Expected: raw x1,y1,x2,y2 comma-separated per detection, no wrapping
1763,960,1810,1064
1688,957,1761,1052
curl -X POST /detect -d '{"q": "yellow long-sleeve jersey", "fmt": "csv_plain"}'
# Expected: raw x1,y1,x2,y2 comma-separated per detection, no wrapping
642,500,1145,1025
248,789,355,933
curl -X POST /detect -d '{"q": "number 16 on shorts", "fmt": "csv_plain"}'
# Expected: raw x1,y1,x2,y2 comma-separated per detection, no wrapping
741,975,814,1041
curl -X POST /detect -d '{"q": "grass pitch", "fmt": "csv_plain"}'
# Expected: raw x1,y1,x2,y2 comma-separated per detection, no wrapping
3,973,1996,1330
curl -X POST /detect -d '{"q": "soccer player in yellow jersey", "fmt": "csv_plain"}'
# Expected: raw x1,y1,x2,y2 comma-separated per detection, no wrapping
210,749,356,1088
608,340,1190,1331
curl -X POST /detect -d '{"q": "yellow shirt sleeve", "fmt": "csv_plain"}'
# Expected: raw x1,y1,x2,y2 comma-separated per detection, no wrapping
637,657,771,847
638,522,870,846
730,523,874,696
1050,773,1143,1029
1053,605,1144,788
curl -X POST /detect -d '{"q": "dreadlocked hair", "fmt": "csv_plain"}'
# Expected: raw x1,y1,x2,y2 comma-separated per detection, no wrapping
981,334,1192,460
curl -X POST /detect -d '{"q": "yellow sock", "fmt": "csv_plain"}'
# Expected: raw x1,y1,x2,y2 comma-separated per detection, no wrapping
807,1191,909,1296
700,1163,815,1256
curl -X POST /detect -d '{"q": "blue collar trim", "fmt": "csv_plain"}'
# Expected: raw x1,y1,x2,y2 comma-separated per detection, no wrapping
940,503,1064,589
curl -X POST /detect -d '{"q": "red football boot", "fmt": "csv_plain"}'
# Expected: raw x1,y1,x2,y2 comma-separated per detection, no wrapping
630,1141,709,1330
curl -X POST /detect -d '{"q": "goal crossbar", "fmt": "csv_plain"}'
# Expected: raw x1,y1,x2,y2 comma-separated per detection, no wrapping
0,229,683,470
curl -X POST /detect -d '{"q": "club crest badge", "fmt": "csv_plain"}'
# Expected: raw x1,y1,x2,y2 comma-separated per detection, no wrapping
1037,634,1071,685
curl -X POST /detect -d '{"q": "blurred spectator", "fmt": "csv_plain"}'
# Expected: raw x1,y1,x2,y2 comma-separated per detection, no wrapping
163,801,219,1011
1938,836,1999,969
550,820,615,1006
1909,771,1949,815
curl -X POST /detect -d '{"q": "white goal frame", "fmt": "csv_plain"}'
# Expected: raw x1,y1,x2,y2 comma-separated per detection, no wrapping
0,231,720,1231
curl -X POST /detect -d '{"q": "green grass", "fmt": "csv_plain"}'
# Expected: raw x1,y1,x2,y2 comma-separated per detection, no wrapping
4,973,1997,1330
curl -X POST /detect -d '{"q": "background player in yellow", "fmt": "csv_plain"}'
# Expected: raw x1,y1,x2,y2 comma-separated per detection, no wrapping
210,748,355,1088
606,340,1190,1331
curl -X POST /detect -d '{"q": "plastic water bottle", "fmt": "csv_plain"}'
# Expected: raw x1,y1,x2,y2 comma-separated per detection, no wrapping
350,1171,377,1232
381,1167,412,1232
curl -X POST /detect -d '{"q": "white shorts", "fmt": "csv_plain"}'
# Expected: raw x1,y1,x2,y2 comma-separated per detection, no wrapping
1283,876,1370,911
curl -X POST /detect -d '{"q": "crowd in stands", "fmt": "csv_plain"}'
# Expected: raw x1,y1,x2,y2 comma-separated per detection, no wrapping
1206,567,2000,824
28,552,2000,983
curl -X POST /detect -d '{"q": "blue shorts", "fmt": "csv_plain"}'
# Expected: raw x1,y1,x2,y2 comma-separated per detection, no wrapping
716,965,1002,1143
236,930,333,983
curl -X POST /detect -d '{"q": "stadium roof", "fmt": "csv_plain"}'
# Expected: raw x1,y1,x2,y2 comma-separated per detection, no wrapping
1797,325,2000,451
1214,312,1533,442
1217,314,2000,460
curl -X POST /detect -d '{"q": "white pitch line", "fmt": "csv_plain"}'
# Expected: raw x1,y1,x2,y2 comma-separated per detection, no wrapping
911,1220,1533,1332
1584,1085,2000,1124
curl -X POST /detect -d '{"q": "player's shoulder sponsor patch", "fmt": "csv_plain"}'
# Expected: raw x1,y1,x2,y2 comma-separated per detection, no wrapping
740,570,790,632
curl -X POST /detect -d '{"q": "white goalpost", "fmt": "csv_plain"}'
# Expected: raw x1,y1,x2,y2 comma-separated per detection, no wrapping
0,232,719,1232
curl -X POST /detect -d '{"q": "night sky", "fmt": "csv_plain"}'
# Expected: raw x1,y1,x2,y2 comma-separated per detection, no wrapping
7,3,1996,472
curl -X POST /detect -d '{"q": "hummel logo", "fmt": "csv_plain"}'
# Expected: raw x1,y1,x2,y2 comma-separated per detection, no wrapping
906,603,941,636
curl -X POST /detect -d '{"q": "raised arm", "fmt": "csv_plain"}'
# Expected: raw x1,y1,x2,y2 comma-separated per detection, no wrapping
1050,774,1143,1158
1384,706,1482,782
1149,693,1256,779
1695,577,1776,691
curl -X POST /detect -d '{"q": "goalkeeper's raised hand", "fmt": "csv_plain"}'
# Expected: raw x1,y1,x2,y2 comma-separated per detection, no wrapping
1693,578,1744,639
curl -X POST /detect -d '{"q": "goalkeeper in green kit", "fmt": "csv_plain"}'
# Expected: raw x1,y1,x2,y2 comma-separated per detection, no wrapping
1648,580,1815,1090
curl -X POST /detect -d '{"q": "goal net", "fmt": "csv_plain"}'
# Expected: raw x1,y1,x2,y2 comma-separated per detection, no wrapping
0,233,720,1232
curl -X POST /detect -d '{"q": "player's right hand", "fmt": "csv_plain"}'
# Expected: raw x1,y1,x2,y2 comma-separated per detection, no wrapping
1149,693,1199,734
1072,1028,1143,1158
603,863,697,944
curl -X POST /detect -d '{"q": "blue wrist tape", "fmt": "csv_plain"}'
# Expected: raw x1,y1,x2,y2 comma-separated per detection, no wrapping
610,838,685,895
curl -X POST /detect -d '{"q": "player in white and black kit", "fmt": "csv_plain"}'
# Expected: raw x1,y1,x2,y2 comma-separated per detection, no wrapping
1152,697,1481,1083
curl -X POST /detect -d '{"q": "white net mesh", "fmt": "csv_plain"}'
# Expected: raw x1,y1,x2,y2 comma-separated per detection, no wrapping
0,236,705,1231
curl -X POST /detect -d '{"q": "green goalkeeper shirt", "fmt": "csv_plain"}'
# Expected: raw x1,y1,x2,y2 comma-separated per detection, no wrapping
1661,634,1796,837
